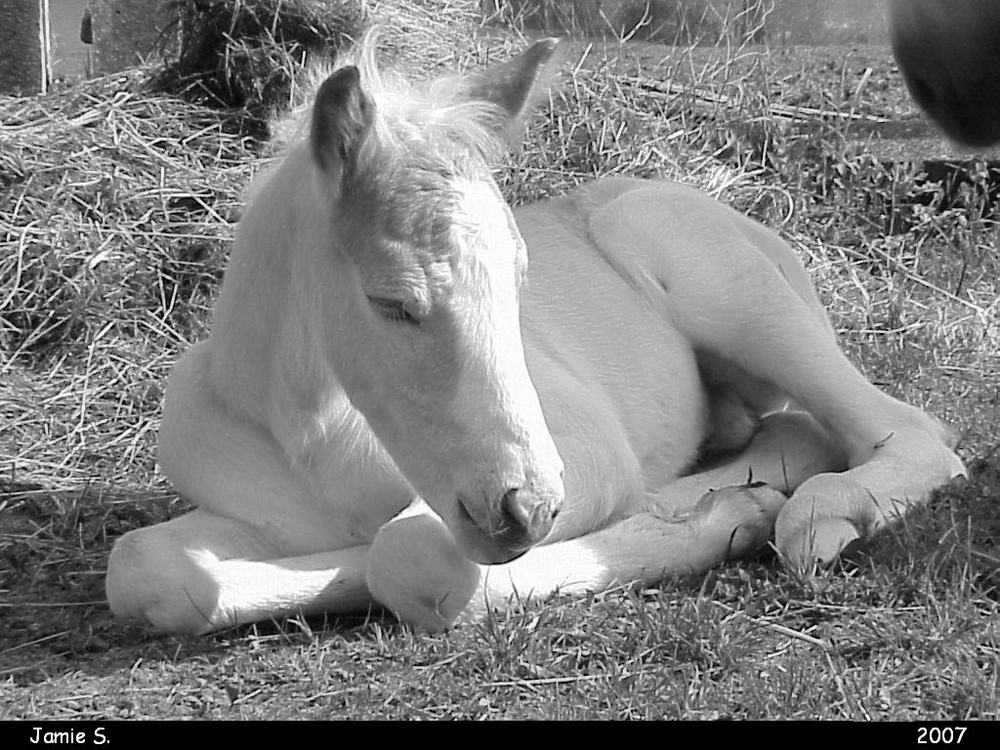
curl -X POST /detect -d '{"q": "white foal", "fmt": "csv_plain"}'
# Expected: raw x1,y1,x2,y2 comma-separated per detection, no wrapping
106,38,965,634
887,0,1000,147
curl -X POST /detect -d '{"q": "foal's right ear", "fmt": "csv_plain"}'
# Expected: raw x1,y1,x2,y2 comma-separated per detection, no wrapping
461,38,562,138
311,66,374,180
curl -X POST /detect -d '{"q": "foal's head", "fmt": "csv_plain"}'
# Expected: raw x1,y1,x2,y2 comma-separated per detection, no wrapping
887,0,1000,147
306,40,565,564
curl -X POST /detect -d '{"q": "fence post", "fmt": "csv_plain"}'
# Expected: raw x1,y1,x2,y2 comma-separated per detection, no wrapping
0,0,51,95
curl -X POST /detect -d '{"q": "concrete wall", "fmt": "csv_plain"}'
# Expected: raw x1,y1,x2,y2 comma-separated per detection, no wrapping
0,0,51,94
87,0,176,75
2,0,176,92
50,0,91,83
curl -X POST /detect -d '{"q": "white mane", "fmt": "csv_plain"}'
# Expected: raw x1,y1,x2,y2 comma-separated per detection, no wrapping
271,34,508,167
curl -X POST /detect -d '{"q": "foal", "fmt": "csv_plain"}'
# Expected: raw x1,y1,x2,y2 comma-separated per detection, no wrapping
106,39,964,633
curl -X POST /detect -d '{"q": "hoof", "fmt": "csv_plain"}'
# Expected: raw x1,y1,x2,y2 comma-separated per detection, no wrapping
775,473,873,571
778,516,862,571
106,529,219,635
366,510,481,631
689,483,787,560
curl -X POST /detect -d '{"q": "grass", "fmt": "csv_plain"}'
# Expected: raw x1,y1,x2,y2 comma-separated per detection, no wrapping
2,0,999,721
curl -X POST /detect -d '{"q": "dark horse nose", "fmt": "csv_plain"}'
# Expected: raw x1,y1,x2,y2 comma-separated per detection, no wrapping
500,487,557,545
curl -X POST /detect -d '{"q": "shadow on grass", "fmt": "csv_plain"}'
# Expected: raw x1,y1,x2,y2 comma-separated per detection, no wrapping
0,479,414,691
3,447,997,689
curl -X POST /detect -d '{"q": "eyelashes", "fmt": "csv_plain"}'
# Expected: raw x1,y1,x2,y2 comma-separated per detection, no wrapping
368,296,421,326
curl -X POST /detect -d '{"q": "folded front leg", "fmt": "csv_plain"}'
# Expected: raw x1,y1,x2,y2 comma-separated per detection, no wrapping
366,411,847,629
367,483,790,630
107,509,372,634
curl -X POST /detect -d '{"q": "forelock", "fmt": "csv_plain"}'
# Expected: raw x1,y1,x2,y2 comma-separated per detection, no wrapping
273,34,509,170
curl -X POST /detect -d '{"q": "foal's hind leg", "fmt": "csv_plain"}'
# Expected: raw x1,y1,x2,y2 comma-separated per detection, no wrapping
596,185,965,568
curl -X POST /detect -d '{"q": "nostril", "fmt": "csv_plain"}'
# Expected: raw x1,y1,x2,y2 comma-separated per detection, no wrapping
499,487,556,543
500,487,529,531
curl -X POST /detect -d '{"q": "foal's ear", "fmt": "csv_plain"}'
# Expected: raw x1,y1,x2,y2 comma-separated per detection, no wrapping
311,66,374,179
463,38,562,136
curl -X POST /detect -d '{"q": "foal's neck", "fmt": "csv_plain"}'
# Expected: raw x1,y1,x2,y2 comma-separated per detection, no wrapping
209,147,357,457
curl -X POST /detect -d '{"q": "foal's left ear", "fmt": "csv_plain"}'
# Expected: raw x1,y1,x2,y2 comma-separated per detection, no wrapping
463,38,562,137
311,65,374,180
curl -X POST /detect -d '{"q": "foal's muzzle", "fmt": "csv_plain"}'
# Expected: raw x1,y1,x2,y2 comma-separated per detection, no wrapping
455,485,561,564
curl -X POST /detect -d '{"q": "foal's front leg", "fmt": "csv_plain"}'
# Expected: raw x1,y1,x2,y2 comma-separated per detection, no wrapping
367,411,847,630
107,341,378,633
367,492,784,631
107,510,371,633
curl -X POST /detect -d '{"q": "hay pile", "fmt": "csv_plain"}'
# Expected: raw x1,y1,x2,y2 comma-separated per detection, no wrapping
0,70,259,488
153,0,366,124
153,0,487,129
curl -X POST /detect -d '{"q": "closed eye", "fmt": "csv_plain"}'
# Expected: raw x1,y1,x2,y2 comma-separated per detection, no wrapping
368,296,421,326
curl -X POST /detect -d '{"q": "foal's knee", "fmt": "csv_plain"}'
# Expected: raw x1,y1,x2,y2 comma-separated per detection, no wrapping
106,526,221,635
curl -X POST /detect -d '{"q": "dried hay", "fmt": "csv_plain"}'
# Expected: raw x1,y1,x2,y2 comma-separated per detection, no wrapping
153,0,367,123
152,0,487,128
0,70,259,489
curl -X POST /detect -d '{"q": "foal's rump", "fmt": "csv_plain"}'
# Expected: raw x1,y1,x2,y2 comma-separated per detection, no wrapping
521,177,831,415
